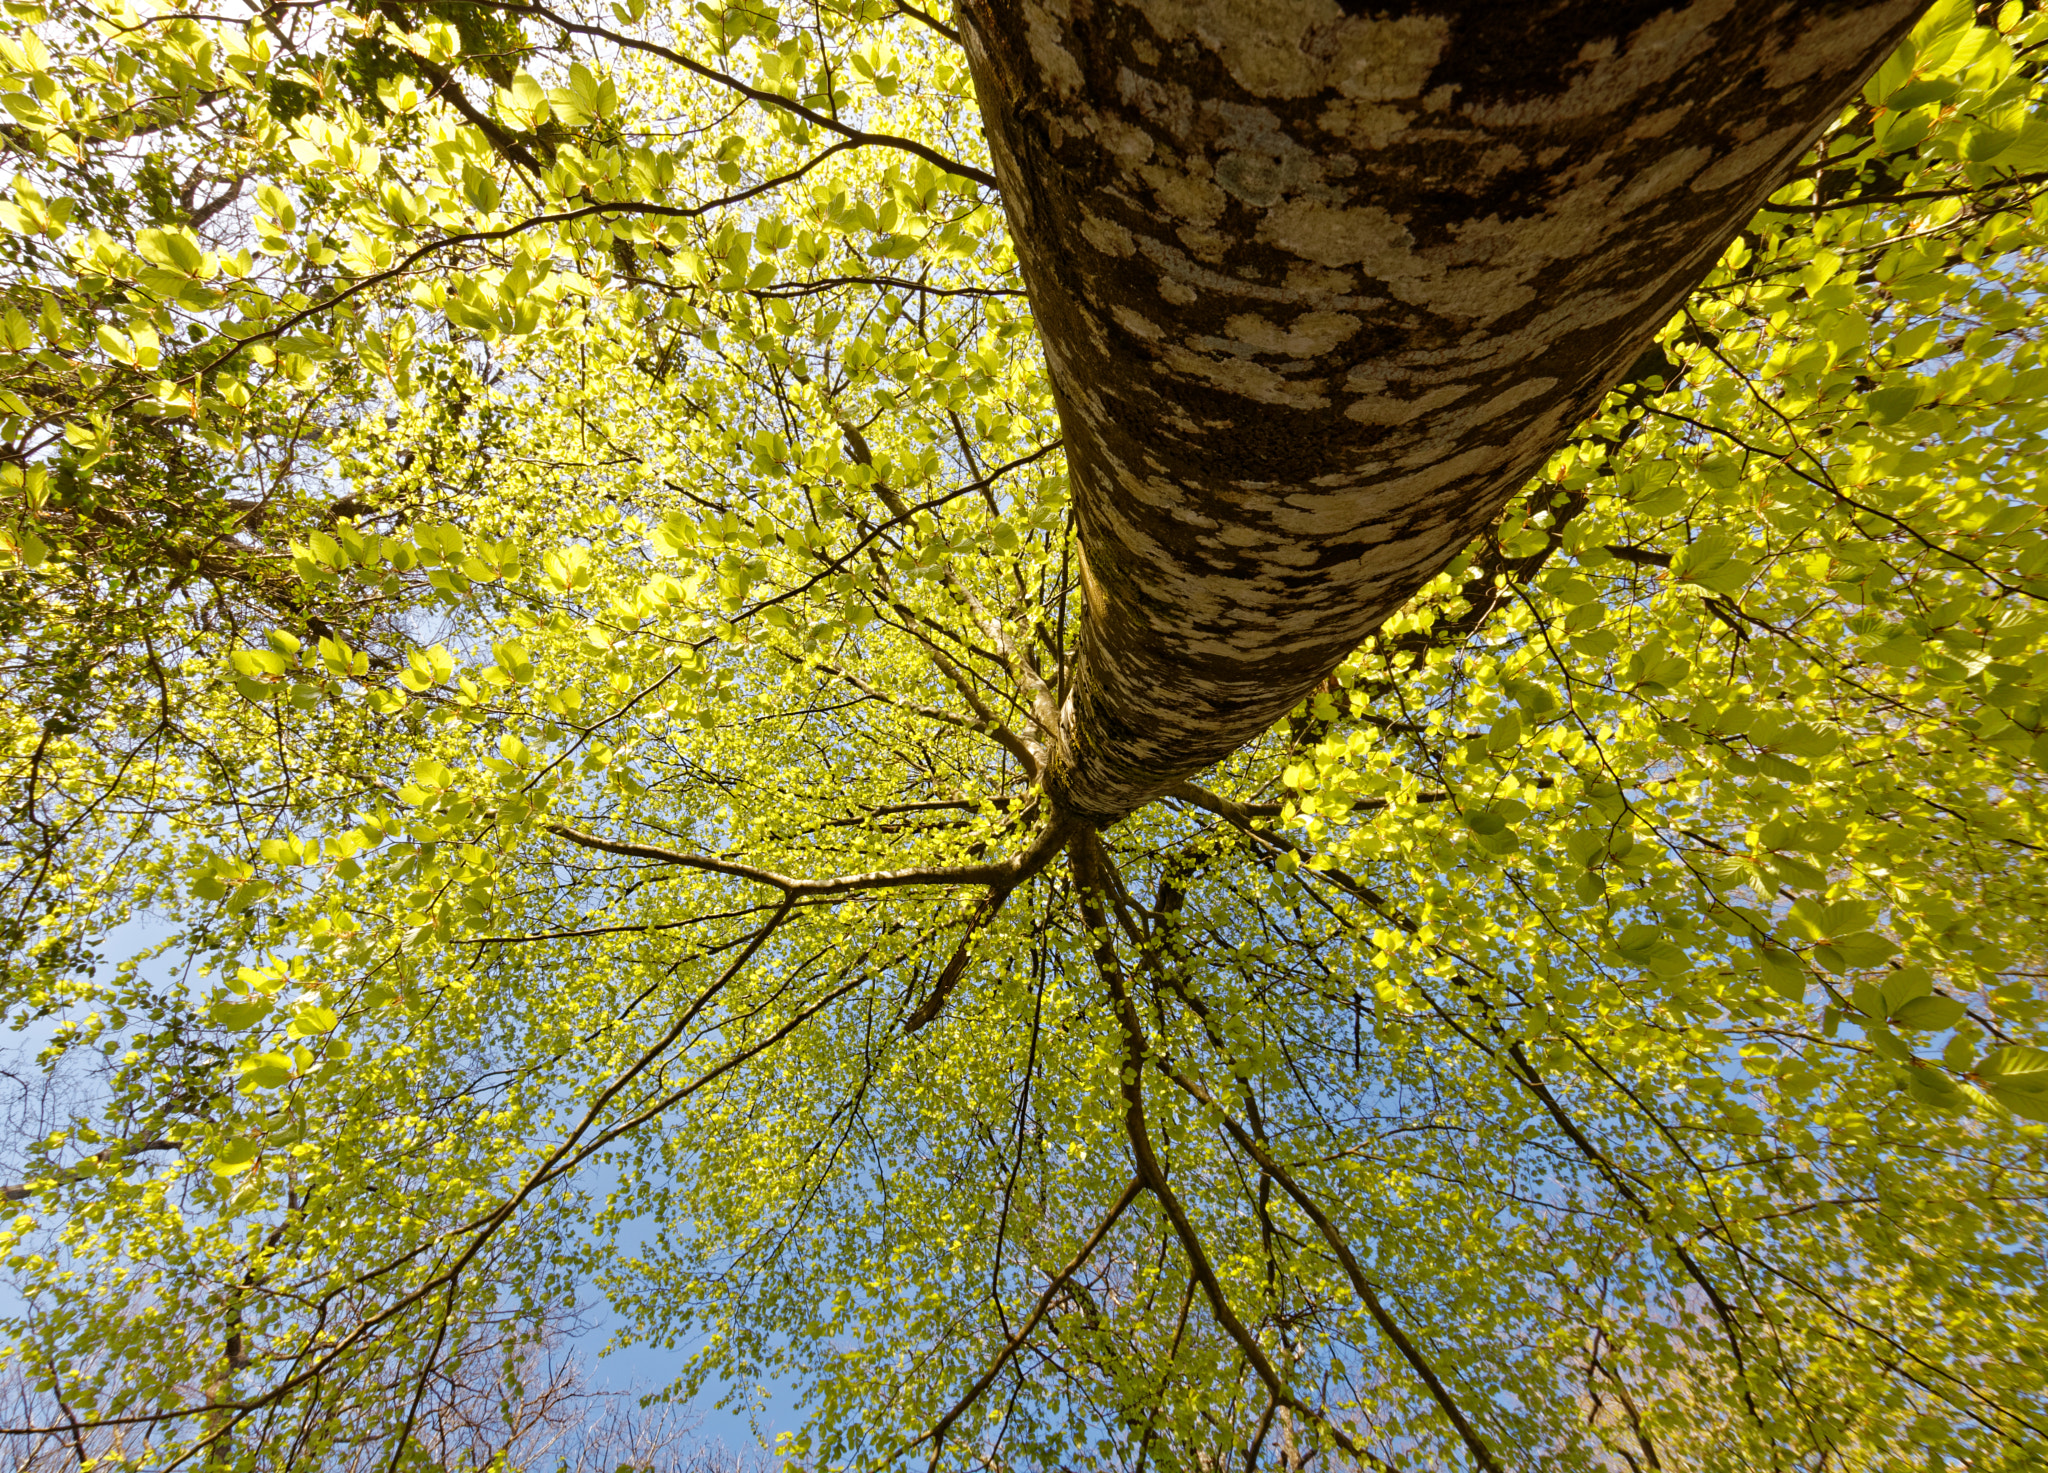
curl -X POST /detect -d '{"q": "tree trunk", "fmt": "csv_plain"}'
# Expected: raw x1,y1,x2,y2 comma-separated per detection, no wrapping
959,0,1925,822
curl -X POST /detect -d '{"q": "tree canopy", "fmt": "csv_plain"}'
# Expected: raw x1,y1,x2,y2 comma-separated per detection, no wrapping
1,0,2047,1469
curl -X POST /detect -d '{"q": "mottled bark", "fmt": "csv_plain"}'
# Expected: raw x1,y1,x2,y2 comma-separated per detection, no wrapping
959,0,1925,821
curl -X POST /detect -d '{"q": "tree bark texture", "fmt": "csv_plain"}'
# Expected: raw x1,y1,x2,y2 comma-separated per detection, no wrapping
959,0,1926,822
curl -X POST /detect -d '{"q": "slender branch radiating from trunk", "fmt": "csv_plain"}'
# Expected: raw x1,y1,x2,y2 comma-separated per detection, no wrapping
960,0,1926,820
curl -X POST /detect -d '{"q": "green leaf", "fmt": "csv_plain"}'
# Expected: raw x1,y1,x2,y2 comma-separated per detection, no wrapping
1758,948,1808,1000
1890,994,1965,1031
1819,931,1900,970
1756,720,1840,760
549,62,617,124
1994,116,2048,173
1623,651,1691,693
1863,42,1915,107
230,648,290,677
1811,899,1876,935
1883,79,1961,112
1880,967,1933,1011
289,1004,339,1036
1753,752,1812,783
1868,632,1924,667
1905,1064,1965,1110
1471,827,1519,856
507,71,549,124
237,1051,294,1088
870,234,924,260
493,639,535,682
210,999,271,1029
224,879,275,914
1910,0,1980,73
211,1140,260,1175
1987,1084,2048,1121
135,226,205,276
1962,124,2019,163
1615,923,1690,978
1672,531,1754,594
1979,1045,2048,1091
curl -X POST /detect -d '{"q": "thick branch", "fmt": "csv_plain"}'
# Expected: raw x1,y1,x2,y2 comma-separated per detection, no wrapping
492,1,999,190
2,1137,178,1202
544,813,1073,896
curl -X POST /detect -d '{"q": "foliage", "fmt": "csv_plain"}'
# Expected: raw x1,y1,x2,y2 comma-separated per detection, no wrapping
0,0,2045,1468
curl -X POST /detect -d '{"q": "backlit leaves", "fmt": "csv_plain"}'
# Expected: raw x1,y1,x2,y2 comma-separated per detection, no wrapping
0,1,2044,1471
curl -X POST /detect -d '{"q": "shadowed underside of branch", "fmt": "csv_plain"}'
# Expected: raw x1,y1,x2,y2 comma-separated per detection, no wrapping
960,0,1926,821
